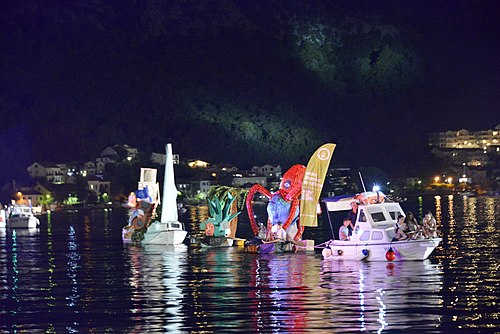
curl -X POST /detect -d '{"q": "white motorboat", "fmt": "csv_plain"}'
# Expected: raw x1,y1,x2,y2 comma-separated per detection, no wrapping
7,205,40,229
0,209,6,227
320,192,441,261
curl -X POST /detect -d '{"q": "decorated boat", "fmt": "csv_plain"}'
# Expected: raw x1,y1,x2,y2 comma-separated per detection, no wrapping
122,143,187,245
198,187,246,248
244,143,336,254
319,192,442,261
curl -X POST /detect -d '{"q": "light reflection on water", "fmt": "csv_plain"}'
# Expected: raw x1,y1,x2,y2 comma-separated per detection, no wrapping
0,195,498,333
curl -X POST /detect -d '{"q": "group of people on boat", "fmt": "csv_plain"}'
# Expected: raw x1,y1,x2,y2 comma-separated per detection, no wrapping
337,201,439,242
244,221,299,253
258,222,288,244
393,210,438,241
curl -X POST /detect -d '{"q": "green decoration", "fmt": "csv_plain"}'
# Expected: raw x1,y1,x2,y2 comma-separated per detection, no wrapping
200,194,241,237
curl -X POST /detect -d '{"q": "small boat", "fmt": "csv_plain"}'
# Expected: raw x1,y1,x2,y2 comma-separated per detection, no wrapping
7,205,40,229
0,209,6,227
319,192,442,261
122,143,187,245
142,144,187,245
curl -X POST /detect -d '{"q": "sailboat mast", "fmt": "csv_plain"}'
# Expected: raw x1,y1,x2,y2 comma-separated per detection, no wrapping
160,143,178,223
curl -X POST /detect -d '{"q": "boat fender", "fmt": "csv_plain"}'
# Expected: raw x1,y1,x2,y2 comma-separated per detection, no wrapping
322,248,332,258
362,249,369,257
386,247,396,261
337,249,343,256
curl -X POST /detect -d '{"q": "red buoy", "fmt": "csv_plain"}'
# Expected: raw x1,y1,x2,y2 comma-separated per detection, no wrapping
386,247,396,261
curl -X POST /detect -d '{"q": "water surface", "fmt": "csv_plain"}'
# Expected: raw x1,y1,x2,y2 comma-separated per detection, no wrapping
0,195,498,333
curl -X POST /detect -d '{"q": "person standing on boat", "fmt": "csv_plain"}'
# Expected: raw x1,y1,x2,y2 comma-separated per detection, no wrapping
347,202,357,229
339,218,351,241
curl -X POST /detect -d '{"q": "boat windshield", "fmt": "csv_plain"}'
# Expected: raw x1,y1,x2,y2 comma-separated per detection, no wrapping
371,212,386,223
387,228,396,239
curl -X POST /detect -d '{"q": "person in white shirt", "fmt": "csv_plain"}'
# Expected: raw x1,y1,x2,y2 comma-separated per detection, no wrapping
339,218,351,241
264,222,287,243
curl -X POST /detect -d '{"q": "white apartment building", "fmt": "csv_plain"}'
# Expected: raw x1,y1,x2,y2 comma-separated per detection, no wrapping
150,152,180,165
251,164,282,178
232,175,267,187
27,162,47,178
429,125,500,150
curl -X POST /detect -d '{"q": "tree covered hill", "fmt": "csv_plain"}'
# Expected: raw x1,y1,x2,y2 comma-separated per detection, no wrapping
2,0,489,185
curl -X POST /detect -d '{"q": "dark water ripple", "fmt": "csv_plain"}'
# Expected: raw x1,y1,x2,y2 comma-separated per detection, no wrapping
0,195,499,333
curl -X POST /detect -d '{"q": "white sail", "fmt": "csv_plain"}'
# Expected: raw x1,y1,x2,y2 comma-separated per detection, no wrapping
161,143,178,223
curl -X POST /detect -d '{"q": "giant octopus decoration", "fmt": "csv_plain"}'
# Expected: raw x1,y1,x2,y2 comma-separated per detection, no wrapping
246,164,306,241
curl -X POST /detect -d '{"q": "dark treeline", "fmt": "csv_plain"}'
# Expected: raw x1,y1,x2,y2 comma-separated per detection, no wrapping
1,1,495,185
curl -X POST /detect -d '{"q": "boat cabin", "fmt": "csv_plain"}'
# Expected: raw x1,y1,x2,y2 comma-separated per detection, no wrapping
10,206,34,218
351,202,404,243
323,192,404,243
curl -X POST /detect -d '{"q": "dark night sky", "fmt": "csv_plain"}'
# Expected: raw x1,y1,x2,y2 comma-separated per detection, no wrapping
0,0,498,186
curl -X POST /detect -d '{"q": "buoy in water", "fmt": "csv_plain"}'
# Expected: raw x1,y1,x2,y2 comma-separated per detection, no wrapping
322,248,332,258
386,247,396,261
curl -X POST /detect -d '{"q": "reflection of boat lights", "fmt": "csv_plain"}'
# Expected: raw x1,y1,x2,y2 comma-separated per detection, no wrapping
66,226,80,311
162,248,186,332
358,269,366,331
11,230,19,315
376,288,388,333
434,196,442,226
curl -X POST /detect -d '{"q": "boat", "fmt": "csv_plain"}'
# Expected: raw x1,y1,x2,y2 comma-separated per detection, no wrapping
197,187,247,248
123,143,187,245
6,205,40,229
319,192,442,261
244,143,336,254
0,208,6,227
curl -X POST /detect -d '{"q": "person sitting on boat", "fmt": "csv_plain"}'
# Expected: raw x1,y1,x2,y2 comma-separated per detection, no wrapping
405,211,421,239
393,214,408,241
258,222,268,240
422,211,438,238
339,218,351,241
264,222,287,243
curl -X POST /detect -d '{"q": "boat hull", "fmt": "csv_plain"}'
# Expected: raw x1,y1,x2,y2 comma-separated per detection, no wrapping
322,237,442,261
200,236,234,248
7,216,40,229
140,221,187,245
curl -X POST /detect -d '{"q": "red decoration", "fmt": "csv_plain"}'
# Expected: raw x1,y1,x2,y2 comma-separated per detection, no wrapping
246,164,306,240
386,247,396,261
